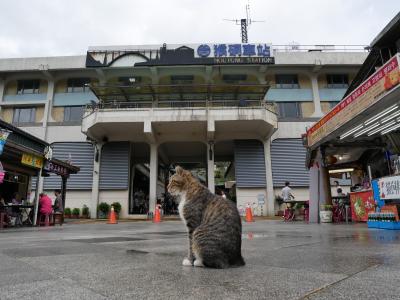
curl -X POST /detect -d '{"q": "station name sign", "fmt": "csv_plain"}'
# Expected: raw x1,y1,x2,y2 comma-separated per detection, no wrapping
86,43,275,67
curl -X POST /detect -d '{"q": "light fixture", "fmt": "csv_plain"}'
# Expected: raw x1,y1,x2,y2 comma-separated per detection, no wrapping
353,122,380,137
338,155,343,160
329,168,354,174
381,110,400,123
340,124,364,139
381,122,400,135
367,120,396,136
364,104,398,125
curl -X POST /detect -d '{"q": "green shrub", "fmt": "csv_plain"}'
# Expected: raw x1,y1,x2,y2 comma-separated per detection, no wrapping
111,202,122,214
320,204,333,211
82,205,89,216
64,208,71,215
98,202,110,215
72,208,80,216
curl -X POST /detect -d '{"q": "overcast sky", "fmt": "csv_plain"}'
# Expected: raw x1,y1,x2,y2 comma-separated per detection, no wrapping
0,0,398,58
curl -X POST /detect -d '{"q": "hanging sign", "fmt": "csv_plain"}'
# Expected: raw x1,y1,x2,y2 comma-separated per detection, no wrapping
379,175,400,200
21,153,43,169
0,129,11,156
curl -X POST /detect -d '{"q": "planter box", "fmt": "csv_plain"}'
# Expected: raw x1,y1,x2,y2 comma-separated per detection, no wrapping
320,211,332,223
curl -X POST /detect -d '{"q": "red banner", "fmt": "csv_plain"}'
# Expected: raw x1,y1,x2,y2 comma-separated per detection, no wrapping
307,54,400,147
350,190,375,222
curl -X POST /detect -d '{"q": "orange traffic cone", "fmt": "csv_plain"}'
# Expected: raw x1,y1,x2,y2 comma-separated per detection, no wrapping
154,205,161,223
107,206,118,224
245,203,254,222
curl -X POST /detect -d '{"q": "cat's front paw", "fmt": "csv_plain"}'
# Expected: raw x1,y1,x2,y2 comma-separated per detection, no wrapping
193,259,204,267
182,257,193,266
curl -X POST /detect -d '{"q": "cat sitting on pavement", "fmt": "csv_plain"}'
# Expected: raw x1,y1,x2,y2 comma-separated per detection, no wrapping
168,166,245,269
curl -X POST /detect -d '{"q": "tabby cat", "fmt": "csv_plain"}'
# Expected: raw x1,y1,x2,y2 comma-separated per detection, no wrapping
167,166,245,269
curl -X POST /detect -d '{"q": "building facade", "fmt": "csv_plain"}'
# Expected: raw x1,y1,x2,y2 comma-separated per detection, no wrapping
0,44,368,218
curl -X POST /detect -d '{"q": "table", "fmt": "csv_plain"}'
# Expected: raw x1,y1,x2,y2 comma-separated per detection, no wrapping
3,205,34,226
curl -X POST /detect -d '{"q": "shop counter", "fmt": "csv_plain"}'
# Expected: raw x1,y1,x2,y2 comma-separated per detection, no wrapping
350,190,375,222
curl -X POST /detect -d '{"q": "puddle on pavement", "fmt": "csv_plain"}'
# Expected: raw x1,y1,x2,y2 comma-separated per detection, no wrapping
242,232,313,240
65,237,146,243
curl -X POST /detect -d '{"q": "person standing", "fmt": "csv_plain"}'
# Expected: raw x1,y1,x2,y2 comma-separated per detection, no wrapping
54,189,63,212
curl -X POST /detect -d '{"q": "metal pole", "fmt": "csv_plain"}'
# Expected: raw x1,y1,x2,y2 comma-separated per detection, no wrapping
61,176,67,210
33,169,42,226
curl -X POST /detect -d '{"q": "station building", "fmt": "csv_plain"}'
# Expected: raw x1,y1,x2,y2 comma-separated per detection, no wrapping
0,43,367,218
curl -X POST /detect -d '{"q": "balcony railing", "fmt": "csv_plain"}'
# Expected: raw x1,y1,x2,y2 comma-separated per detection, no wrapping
83,100,277,118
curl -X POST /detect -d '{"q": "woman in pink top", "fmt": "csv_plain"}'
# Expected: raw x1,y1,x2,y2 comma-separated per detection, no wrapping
39,193,53,215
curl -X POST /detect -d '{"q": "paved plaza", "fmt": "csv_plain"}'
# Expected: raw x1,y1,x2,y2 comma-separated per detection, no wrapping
0,220,399,299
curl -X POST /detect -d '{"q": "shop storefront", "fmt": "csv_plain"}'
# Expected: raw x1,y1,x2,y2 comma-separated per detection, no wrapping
305,13,400,227
0,120,79,227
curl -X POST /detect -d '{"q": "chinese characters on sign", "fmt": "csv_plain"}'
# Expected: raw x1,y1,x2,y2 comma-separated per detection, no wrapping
21,153,43,169
307,53,400,147
44,161,69,176
350,190,375,222
379,175,400,200
197,43,272,58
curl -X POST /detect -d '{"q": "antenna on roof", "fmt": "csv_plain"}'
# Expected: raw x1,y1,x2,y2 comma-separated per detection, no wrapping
223,0,265,43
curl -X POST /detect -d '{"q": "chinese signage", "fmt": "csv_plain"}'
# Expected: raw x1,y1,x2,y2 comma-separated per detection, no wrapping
86,43,275,67
44,160,69,176
307,53,400,147
0,129,11,156
379,175,400,200
21,153,43,169
196,43,272,58
350,190,375,222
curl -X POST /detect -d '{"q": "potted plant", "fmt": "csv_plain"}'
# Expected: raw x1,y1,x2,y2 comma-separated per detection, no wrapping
98,202,110,219
72,208,80,219
82,205,90,219
320,204,333,223
64,207,71,219
111,202,122,218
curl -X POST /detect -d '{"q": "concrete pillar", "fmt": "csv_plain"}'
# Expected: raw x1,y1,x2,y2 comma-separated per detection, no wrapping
43,80,55,141
263,139,275,216
308,148,332,223
149,143,158,213
310,74,323,117
308,163,320,223
90,143,102,219
207,142,215,194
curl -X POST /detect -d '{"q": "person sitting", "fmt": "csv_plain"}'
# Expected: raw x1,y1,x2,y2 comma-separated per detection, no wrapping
39,193,53,216
53,189,63,212
11,192,21,205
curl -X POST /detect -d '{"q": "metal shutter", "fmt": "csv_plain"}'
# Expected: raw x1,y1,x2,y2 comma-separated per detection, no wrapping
234,140,266,188
99,142,129,190
43,142,94,190
271,138,309,187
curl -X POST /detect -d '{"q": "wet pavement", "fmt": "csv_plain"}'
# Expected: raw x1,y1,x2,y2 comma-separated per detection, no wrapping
0,220,399,299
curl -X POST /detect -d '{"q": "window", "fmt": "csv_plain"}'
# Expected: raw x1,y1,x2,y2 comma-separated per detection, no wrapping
13,108,36,124
275,75,299,88
170,75,194,84
278,102,302,118
64,106,84,122
66,78,90,93
17,80,40,94
326,74,348,88
222,74,247,83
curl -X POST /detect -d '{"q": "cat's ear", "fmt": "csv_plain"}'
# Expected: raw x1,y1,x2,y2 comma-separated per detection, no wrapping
175,166,184,175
